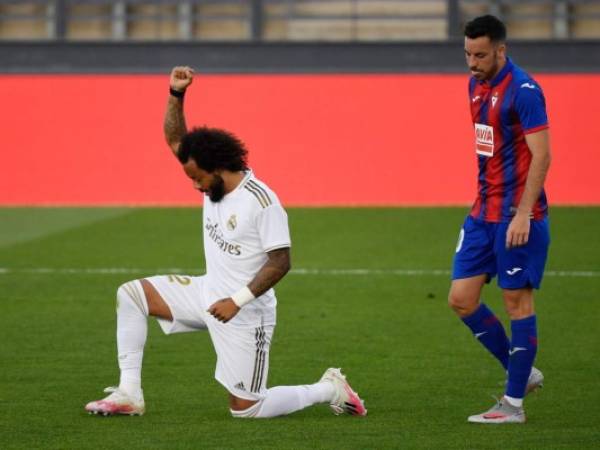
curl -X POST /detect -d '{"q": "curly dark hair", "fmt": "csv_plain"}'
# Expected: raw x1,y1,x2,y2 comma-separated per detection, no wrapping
177,127,249,172
464,15,506,43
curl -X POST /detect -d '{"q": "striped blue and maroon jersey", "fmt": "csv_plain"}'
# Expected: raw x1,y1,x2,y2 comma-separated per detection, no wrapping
469,57,549,223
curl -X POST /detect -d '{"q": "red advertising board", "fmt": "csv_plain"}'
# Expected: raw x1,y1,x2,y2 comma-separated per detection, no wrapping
1,74,598,205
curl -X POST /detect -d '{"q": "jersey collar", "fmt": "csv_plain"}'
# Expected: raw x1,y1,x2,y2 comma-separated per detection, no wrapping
213,169,253,202
230,169,253,194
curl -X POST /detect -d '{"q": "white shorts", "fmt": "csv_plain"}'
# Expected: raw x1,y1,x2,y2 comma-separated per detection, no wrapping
144,275,273,401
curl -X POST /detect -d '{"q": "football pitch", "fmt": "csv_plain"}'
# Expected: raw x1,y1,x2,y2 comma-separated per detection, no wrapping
1,206,599,449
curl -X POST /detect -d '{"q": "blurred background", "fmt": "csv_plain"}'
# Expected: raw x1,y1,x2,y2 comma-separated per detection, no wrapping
1,0,599,205
2,0,600,43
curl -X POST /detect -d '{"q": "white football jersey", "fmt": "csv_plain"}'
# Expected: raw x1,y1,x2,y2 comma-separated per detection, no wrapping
202,170,291,326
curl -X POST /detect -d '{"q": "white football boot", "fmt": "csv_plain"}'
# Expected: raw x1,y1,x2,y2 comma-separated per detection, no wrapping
85,387,145,416
320,368,367,416
525,367,544,395
468,397,525,424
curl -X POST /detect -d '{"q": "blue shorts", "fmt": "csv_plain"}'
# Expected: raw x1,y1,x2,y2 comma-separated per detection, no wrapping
452,215,550,289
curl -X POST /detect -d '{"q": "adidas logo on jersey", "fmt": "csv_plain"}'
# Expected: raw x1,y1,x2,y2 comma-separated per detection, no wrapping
234,382,246,391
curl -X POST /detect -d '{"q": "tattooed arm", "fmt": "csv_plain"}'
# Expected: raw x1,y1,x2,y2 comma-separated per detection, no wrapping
207,248,291,323
164,66,194,156
247,247,292,297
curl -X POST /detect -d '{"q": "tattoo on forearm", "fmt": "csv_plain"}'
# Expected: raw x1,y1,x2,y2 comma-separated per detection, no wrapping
248,248,290,297
164,97,187,154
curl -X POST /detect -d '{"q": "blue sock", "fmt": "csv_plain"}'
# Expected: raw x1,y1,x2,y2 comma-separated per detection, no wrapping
506,315,538,399
462,303,510,370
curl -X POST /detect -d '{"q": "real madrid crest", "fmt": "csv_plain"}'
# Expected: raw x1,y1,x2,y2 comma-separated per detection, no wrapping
227,214,237,231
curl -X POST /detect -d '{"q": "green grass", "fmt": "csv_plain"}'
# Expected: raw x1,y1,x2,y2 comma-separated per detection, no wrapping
1,207,599,449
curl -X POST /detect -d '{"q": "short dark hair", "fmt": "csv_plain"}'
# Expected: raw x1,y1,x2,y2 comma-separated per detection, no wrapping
464,15,506,43
177,127,249,172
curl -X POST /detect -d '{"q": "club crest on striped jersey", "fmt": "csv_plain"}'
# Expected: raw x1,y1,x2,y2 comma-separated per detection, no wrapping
227,214,237,231
491,92,499,108
475,123,494,157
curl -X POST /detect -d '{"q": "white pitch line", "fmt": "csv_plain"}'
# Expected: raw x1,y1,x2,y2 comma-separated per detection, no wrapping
0,267,599,278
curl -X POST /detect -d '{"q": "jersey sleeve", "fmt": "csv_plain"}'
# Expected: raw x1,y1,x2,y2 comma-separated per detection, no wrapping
514,81,549,134
256,204,291,252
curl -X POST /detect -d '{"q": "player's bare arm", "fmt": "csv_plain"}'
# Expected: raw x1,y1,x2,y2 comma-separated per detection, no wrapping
506,129,551,249
208,247,291,323
164,66,194,156
248,247,291,296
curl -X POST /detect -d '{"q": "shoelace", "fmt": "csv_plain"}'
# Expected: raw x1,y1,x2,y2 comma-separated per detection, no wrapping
487,395,503,412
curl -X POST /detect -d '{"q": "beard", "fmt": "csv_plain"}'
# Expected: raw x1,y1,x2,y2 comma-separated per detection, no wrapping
470,51,501,81
485,62,499,81
483,51,501,81
207,174,226,202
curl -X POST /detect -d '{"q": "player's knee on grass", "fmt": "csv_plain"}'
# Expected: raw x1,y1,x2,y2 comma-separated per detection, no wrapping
230,400,262,419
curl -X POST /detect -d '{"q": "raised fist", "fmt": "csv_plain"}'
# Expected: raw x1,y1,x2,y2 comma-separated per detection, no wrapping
170,66,194,92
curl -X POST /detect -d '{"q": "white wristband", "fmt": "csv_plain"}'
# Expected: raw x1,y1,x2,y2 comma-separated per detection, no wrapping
231,286,255,308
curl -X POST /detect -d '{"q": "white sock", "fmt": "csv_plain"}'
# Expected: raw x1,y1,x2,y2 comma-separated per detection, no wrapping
253,382,335,418
116,281,148,399
504,395,523,408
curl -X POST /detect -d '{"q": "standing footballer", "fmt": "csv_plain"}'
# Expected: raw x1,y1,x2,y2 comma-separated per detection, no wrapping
85,67,366,418
448,15,551,424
